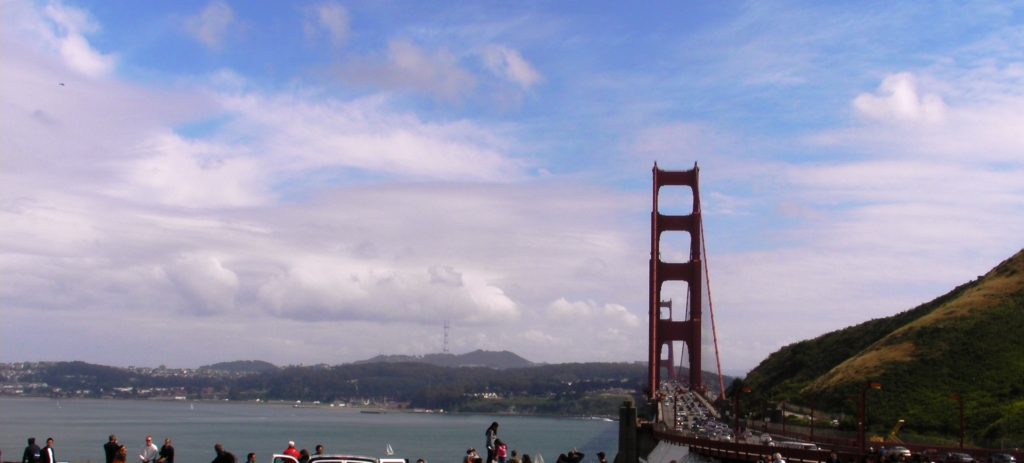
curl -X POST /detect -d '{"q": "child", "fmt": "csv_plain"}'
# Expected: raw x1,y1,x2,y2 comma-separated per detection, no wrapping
495,439,508,463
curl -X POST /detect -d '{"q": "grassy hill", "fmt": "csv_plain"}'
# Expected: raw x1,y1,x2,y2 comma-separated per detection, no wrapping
742,249,1024,448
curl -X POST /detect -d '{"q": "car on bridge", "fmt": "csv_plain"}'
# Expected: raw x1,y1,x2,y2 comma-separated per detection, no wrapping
885,447,911,459
944,452,976,463
920,450,943,463
988,455,1016,463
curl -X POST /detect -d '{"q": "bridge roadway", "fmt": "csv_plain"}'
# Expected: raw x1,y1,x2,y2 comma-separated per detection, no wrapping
650,417,1022,463
652,429,847,463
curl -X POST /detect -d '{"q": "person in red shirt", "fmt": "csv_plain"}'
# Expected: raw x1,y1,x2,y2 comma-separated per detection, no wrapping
283,442,301,460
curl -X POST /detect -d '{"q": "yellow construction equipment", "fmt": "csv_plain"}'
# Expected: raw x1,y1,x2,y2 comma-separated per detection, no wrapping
869,419,905,443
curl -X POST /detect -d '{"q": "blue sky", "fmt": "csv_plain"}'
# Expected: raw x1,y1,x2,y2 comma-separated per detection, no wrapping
2,0,1023,375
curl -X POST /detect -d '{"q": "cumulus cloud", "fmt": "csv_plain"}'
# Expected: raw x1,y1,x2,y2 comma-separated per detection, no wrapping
548,298,640,328
255,257,518,324
341,40,477,101
45,5,117,77
3,2,120,77
482,45,543,89
305,2,349,47
186,1,235,50
165,254,240,314
115,133,271,208
813,71,1024,163
853,72,947,123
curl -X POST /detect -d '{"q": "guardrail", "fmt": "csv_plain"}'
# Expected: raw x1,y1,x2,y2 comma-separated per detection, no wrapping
653,430,842,463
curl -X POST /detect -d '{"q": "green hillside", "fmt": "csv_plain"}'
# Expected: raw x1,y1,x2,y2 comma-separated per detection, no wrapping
742,249,1024,447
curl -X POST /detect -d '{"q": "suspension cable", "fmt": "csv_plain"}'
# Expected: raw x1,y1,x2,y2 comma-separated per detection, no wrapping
700,214,727,399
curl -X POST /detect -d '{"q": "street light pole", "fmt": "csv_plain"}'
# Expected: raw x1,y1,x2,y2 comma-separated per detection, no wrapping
859,381,882,455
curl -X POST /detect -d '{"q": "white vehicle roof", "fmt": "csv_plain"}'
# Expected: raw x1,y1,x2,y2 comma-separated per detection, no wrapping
273,454,406,463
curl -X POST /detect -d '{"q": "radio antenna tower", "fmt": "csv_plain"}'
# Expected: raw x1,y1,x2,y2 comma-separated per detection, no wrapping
443,320,450,354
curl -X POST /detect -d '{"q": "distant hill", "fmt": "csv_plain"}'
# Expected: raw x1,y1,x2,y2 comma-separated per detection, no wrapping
357,349,533,369
743,248,1024,447
198,360,278,374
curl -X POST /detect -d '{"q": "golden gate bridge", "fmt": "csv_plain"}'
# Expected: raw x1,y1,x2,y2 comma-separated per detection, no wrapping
616,164,1020,463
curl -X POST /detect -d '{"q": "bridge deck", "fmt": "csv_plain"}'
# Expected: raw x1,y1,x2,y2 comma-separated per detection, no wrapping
653,431,848,463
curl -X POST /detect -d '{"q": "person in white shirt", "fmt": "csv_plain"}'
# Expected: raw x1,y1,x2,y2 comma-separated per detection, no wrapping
139,436,158,463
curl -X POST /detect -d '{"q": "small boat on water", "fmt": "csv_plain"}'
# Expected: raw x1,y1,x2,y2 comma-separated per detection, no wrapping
359,409,386,414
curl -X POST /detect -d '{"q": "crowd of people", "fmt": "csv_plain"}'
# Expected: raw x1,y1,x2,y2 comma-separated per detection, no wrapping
20,435,180,463
464,421,609,463
14,421,610,463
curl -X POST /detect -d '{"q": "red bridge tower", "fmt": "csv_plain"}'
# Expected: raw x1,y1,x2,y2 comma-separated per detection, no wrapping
647,163,704,399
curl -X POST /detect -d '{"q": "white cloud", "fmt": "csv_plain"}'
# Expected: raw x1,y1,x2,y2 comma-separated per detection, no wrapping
813,71,1024,163
186,1,235,50
429,265,464,287
482,45,543,89
306,2,349,47
853,72,947,123
256,256,520,324
217,91,527,181
18,2,118,77
115,133,271,208
548,298,640,328
165,254,240,314
341,40,477,101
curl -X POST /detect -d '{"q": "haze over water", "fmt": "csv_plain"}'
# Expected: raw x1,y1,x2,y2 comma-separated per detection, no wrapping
0,398,617,463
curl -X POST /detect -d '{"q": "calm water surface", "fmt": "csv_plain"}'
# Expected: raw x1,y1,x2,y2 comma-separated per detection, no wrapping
0,398,617,463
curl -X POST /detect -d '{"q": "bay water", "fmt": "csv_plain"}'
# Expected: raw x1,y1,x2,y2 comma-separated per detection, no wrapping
0,398,617,463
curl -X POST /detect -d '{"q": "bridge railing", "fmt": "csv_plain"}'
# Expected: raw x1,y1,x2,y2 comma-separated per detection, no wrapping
653,430,842,463
753,422,1022,462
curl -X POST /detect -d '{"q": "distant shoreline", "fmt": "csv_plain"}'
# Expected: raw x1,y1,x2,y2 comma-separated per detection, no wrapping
0,396,620,421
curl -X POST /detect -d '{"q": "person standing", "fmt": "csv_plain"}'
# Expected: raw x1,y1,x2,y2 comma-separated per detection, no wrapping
314,445,325,456
283,442,301,460
22,437,41,463
159,438,174,463
495,439,508,463
245,453,257,463
104,435,121,463
139,437,158,463
211,443,234,463
114,446,128,463
485,422,499,463
39,438,55,463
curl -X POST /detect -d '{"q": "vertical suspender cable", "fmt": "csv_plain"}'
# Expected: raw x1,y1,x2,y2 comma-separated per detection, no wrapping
700,214,727,399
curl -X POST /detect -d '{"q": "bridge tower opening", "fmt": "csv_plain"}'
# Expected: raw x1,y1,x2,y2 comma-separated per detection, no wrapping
647,163,704,398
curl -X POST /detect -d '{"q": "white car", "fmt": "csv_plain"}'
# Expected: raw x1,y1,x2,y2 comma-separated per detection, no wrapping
274,454,408,463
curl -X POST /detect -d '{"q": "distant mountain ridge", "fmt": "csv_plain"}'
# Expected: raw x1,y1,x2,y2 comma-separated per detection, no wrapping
199,360,278,373
356,349,533,370
743,248,1024,447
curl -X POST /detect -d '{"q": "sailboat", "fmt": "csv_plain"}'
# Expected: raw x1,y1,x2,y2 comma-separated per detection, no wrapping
385,444,394,456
